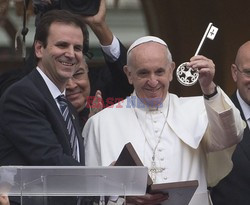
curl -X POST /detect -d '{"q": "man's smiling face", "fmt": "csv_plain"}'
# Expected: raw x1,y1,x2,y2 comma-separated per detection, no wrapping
35,22,84,90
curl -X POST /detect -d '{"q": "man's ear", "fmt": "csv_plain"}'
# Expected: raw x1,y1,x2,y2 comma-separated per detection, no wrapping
123,65,133,85
231,64,237,82
169,61,176,82
34,40,43,58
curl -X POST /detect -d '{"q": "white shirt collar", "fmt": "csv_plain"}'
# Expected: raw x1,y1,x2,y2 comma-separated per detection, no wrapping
36,67,65,100
236,90,250,121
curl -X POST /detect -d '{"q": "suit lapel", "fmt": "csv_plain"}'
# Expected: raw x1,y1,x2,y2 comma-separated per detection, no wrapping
27,70,75,157
28,69,61,112
238,125,250,161
231,92,250,160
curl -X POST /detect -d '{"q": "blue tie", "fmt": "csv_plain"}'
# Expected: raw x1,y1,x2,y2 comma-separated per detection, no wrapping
57,94,79,161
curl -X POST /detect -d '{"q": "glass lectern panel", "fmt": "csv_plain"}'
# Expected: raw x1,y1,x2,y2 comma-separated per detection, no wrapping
0,166,147,196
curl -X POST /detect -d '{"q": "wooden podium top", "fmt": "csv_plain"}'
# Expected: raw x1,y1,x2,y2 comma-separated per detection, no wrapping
115,142,199,205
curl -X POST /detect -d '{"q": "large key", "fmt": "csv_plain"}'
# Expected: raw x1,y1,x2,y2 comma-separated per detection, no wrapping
176,23,218,86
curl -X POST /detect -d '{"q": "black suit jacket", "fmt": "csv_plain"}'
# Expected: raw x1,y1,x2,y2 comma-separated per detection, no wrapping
211,92,250,205
89,40,133,106
0,69,85,205
102,40,133,100
80,40,132,128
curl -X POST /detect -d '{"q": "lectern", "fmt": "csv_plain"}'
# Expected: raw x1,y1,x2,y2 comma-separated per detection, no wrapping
0,166,148,204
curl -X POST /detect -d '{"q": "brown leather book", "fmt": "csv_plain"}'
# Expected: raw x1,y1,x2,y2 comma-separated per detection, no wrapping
115,142,199,205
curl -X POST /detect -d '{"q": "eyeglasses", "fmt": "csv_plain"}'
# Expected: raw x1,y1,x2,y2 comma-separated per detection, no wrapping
235,64,250,77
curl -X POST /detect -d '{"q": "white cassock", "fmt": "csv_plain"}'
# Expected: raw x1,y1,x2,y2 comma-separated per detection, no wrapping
83,87,245,205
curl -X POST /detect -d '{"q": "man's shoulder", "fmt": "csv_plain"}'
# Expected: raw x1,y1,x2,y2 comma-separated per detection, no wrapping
0,68,27,97
3,74,35,95
0,70,44,106
230,91,239,105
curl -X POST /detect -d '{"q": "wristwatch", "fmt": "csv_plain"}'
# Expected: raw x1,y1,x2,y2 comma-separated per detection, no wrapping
203,86,218,100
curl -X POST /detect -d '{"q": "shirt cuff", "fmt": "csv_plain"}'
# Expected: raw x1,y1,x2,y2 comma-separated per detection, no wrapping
101,35,121,62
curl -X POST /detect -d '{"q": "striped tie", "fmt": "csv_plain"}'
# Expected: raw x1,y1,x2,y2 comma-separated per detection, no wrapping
57,94,79,161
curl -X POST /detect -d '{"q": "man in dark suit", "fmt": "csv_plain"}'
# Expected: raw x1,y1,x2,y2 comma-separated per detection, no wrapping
0,0,132,128
66,0,132,129
211,41,250,205
0,10,87,205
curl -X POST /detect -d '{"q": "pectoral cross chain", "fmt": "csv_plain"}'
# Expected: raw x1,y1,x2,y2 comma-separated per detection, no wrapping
149,160,165,183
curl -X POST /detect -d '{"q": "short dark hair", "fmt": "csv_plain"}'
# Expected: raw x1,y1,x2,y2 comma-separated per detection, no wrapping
34,9,87,48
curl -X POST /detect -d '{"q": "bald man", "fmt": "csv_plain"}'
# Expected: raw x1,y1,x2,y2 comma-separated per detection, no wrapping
211,41,250,205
